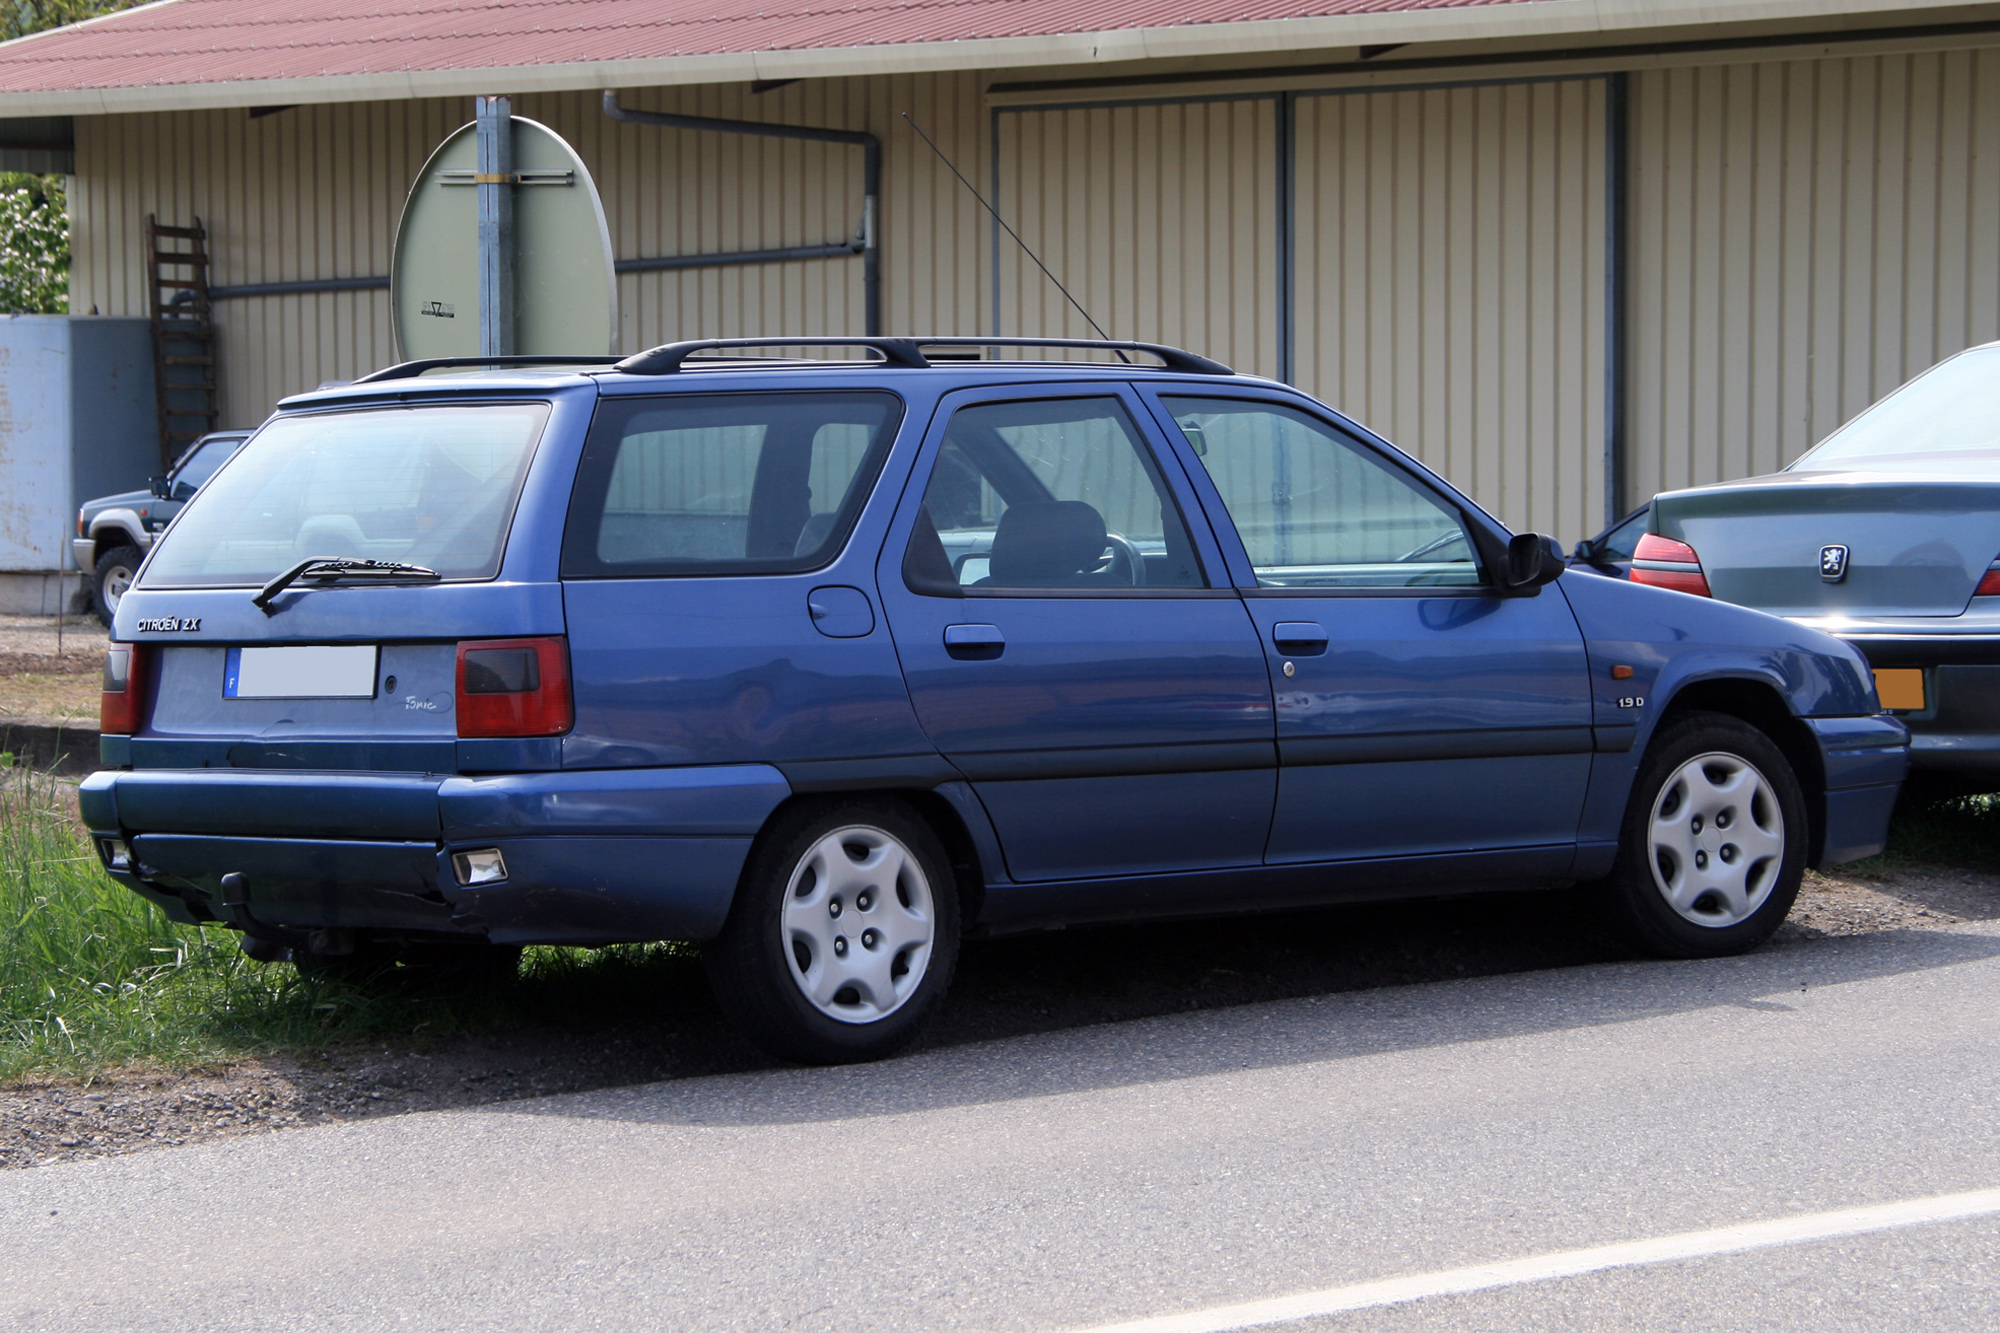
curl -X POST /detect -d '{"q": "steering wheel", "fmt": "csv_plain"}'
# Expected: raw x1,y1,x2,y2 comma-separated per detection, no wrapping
1094,532,1147,585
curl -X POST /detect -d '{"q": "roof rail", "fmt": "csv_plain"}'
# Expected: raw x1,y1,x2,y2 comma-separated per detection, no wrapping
353,355,622,384
612,336,1234,376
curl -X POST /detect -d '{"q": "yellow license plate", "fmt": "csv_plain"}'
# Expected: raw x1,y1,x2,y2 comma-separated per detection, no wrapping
1873,668,1926,711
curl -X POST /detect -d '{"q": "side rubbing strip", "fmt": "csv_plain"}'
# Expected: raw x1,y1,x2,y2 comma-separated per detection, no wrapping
1278,727,1595,767
954,742,1277,783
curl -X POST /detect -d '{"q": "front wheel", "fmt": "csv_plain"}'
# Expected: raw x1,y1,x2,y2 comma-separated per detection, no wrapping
93,545,143,627
1597,710,1807,958
707,799,960,1064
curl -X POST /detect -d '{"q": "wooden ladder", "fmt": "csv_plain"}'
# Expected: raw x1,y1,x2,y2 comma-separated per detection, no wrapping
146,215,219,470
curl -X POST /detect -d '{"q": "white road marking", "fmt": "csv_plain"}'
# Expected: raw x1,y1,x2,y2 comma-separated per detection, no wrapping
1069,1186,2000,1333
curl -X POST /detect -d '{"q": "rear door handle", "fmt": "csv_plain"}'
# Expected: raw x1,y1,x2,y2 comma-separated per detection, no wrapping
1271,621,1329,656
943,623,1005,660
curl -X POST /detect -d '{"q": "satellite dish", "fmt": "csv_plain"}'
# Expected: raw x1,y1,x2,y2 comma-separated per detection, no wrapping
391,115,617,360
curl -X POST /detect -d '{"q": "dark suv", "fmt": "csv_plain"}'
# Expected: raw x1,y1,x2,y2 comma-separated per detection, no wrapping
82,338,1908,1063
74,430,249,626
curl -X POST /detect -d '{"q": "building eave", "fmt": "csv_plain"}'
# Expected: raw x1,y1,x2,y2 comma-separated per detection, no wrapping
0,0,1988,116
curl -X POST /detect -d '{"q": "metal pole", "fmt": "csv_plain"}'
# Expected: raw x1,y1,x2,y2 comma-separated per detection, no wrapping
1602,72,1630,528
476,96,515,358
1276,92,1297,386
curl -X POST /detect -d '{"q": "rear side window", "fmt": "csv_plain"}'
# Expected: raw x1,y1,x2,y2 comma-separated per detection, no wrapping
144,404,551,588
561,391,902,578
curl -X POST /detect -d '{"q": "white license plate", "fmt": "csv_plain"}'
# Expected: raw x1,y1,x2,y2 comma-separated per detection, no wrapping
224,645,379,699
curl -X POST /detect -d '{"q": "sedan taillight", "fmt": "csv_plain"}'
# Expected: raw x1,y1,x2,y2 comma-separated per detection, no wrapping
100,644,152,735
1976,560,2000,597
1630,533,1711,597
456,637,572,738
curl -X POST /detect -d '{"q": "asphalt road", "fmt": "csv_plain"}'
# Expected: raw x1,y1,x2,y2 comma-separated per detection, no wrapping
8,922,2000,1331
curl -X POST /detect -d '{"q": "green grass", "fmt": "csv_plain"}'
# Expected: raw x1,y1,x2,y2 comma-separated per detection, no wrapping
0,768,703,1084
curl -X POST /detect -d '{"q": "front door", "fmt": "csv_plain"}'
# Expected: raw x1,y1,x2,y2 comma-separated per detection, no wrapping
876,387,1275,883
1144,390,1593,868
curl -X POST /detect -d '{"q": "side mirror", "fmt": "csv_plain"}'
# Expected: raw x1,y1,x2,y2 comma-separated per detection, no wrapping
148,475,170,499
1504,532,1567,594
1569,537,1596,562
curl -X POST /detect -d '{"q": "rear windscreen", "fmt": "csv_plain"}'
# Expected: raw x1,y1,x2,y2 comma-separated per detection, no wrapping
561,391,903,578
142,403,551,588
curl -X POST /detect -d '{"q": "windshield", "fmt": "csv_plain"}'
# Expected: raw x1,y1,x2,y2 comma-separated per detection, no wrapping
171,435,242,491
1792,347,2000,476
144,403,551,588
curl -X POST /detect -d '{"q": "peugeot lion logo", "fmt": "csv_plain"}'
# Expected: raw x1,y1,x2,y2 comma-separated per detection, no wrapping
1820,544,1850,583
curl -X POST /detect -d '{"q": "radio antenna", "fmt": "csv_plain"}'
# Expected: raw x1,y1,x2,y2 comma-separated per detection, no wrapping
900,111,1129,362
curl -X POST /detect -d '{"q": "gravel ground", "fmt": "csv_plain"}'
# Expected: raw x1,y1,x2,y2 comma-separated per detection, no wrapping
0,614,107,724
6,857,1995,1171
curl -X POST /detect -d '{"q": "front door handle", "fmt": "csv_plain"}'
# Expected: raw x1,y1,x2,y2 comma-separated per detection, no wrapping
943,623,1005,661
1271,621,1329,656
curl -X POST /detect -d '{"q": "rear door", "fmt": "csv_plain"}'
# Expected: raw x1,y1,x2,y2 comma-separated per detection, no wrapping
1141,387,1593,869
876,385,1275,882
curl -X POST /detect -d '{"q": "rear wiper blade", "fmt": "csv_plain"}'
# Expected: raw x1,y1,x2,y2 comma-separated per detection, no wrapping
254,557,441,614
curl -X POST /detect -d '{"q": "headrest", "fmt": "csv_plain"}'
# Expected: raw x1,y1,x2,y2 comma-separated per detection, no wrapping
794,512,838,558
987,500,1107,585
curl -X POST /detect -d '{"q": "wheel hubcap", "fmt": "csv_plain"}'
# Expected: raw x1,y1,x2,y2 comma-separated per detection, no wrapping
782,825,934,1023
104,566,134,610
1648,751,1785,927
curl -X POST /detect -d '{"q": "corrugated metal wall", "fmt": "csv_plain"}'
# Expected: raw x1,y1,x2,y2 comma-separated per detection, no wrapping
994,99,1281,377
68,46,2000,533
1294,79,1606,541
70,73,988,429
1627,48,2000,501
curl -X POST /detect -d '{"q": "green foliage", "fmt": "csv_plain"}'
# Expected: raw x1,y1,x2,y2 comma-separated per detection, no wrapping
0,171,68,313
2,0,135,42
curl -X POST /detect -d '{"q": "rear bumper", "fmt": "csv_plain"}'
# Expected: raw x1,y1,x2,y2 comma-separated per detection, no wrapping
1837,638,2000,783
79,765,791,945
1804,715,1909,867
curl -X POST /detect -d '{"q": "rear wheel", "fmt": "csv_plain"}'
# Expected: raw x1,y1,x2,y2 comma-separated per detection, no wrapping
707,798,960,1064
1598,710,1806,958
93,545,142,627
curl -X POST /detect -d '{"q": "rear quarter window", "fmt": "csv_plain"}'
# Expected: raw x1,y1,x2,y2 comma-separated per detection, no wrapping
143,403,551,588
561,391,903,578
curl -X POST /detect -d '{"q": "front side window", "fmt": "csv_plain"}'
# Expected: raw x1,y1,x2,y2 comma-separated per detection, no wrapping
1163,397,1483,590
171,435,242,491
562,391,902,577
907,396,1205,591
144,404,550,587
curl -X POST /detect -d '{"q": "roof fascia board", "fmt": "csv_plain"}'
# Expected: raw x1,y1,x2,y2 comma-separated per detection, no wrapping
987,10,2000,103
0,0,1985,117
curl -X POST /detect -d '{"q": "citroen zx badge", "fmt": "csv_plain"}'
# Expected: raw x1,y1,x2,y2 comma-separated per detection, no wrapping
1820,544,1850,583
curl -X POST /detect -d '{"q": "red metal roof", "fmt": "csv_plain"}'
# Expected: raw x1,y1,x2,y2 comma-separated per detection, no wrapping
0,0,1543,95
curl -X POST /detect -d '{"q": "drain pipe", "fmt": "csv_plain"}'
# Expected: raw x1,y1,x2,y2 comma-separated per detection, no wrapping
602,92,881,336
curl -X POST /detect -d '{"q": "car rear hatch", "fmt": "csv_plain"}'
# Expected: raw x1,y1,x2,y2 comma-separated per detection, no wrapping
107,387,590,779
1651,471,2000,618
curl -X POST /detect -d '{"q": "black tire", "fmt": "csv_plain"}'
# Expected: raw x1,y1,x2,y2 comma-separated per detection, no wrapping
1597,709,1807,958
707,797,961,1064
93,545,143,628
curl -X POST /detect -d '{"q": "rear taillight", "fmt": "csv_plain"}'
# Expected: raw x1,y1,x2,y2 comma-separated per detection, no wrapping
456,637,572,738
1630,532,1711,596
1976,560,2000,597
100,644,152,735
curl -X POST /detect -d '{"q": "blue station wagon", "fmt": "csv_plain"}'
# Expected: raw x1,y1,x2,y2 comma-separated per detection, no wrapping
83,338,1910,1063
